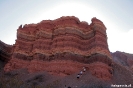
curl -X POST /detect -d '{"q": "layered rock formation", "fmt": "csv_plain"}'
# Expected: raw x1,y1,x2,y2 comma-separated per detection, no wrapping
0,40,12,62
4,16,112,80
111,51,133,72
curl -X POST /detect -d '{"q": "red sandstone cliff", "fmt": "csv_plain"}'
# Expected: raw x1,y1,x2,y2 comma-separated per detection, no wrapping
4,16,112,80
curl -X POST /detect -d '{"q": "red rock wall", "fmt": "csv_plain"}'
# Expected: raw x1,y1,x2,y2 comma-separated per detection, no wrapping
88,62,112,80
13,16,111,58
4,16,112,80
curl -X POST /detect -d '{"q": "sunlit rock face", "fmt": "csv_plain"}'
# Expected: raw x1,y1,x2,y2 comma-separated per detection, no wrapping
4,16,112,80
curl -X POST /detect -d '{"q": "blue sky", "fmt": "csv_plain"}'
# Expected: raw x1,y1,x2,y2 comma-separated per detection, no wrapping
0,0,133,53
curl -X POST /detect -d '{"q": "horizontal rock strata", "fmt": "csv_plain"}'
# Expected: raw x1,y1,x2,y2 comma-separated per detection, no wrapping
4,16,112,80
4,54,112,80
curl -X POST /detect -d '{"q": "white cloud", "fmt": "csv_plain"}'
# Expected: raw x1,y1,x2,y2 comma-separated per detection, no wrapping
107,29,133,54
28,2,101,24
